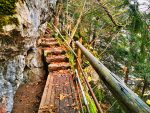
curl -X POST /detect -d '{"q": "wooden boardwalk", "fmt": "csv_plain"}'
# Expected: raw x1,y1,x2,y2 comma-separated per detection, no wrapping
38,34,79,113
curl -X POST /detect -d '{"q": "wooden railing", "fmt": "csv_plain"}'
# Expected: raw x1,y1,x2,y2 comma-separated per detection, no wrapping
75,41,150,113
53,25,150,113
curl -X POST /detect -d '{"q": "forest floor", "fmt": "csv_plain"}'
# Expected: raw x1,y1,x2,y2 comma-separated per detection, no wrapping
12,79,46,113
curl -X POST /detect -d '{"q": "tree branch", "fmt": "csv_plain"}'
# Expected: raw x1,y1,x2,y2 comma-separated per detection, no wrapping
97,0,123,28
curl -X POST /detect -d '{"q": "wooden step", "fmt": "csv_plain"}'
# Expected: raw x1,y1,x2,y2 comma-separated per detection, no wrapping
48,62,71,71
40,41,59,47
43,34,50,38
43,46,66,51
44,48,66,56
52,69,73,75
46,55,68,63
38,34,79,113
38,38,56,46
41,38,56,42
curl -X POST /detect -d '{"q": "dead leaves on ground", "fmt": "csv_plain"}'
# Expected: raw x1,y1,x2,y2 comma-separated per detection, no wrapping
60,94,67,100
39,105,55,113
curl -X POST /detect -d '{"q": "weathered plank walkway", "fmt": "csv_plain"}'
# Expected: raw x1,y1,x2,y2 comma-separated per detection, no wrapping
38,33,79,113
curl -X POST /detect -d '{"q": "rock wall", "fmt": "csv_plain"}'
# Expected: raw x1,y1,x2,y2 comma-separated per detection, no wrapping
0,0,57,112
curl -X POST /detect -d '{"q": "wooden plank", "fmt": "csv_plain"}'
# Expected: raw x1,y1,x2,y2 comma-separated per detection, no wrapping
59,74,70,113
45,74,54,105
38,75,53,113
65,75,76,113
59,75,65,113
54,75,60,113
63,75,71,112
38,74,51,110
49,76,56,112
69,75,79,113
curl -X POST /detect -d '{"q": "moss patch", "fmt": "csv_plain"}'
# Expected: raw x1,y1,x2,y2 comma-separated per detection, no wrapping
0,16,19,31
0,0,19,31
0,0,18,15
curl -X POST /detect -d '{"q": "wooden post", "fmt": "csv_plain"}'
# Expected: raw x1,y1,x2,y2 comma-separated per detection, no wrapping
76,38,104,113
77,38,82,76
124,67,129,84
76,37,83,112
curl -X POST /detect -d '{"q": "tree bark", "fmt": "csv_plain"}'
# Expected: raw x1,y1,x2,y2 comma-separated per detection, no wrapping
141,78,147,98
124,67,129,84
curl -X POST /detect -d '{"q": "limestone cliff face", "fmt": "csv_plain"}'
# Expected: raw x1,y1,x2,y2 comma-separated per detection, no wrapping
0,0,57,112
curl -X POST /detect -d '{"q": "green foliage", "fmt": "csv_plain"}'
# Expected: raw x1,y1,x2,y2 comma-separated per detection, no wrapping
108,101,125,113
89,81,105,102
67,51,75,70
82,60,90,68
0,0,17,15
93,87,104,102
85,93,97,113
134,63,150,80
52,0,150,112
109,1,150,100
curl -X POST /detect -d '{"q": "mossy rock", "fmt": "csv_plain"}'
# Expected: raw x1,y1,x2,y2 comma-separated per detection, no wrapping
0,16,19,31
0,29,26,60
0,0,19,31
